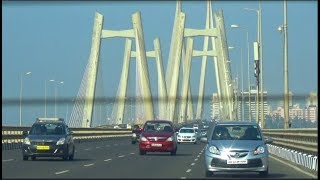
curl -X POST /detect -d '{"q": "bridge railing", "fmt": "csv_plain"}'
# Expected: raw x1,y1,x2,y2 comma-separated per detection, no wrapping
261,128,318,156
2,126,132,150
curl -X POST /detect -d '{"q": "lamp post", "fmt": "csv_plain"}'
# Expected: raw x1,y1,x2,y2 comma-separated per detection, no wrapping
228,46,244,121
278,0,290,129
230,24,251,122
19,71,32,126
55,81,64,118
244,1,264,127
45,79,55,117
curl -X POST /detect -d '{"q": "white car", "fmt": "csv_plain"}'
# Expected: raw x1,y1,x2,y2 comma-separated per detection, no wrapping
177,127,197,144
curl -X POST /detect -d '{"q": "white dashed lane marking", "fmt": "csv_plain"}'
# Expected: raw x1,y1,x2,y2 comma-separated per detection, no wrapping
186,169,192,173
197,155,200,158
2,159,14,162
104,159,112,162
118,155,125,158
84,163,94,167
191,163,195,166
84,148,90,151
195,158,198,161
96,147,100,149
181,177,187,179
55,170,69,175
130,152,135,155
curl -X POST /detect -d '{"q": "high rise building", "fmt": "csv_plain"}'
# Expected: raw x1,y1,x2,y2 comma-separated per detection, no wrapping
238,88,269,122
305,106,317,122
211,93,220,120
306,92,318,107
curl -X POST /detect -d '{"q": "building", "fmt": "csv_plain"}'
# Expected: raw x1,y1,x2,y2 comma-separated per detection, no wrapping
211,93,220,120
290,104,304,119
306,92,318,107
239,88,269,122
305,106,317,122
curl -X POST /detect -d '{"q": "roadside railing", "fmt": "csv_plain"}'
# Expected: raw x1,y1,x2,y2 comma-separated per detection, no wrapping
261,128,318,156
2,126,132,150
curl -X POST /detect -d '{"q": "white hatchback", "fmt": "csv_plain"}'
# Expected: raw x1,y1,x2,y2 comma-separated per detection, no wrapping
177,127,197,144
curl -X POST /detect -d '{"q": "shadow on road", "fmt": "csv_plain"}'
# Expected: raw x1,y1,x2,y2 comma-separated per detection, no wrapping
207,172,287,179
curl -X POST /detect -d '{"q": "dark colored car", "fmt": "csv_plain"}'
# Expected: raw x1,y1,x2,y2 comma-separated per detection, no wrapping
131,125,142,144
22,118,75,161
139,120,177,156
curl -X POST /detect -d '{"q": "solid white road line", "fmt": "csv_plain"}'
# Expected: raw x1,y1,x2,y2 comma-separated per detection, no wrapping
104,159,112,162
84,163,94,167
2,159,14,162
186,169,192,173
55,170,69,175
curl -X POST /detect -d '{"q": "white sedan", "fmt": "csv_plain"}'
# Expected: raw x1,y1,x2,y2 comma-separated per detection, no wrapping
176,127,197,144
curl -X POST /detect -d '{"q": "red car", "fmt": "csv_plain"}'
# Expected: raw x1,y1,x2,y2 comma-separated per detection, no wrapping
139,120,177,156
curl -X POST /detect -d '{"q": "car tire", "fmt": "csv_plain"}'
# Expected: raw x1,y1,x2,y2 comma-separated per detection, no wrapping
178,142,180,144
31,156,36,161
139,150,146,155
69,146,75,160
23,156,28,161
205,170,212,177
63,147,69,160
194,141,197,144
259,168,268,177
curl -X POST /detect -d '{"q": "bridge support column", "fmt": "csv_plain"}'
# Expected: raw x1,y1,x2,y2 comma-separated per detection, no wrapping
82,12,103,127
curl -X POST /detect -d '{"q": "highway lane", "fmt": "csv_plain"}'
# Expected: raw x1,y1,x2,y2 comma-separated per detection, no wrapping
2,137,315,179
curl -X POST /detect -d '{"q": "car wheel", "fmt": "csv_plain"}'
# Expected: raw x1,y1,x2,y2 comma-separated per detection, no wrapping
31,156,36,161
139,150,146,155
194,141,197,144
23,156,28,161
178,142,180,144
63,147,69,160
259,168,268,177
69,146,75,160
205,170,212,177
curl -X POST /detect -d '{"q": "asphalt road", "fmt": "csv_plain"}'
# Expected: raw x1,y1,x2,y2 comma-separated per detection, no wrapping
2,137,315,179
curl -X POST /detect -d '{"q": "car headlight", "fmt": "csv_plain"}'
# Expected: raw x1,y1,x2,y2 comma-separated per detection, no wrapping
23,137,31,145
208,145,220,155
253,146,265,155
166,136,174,141
56,138,66,145
140,136,148,142
132,133,137,137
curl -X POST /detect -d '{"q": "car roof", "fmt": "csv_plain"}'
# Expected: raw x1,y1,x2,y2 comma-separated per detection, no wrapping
144,120,173,124
215,121,259,126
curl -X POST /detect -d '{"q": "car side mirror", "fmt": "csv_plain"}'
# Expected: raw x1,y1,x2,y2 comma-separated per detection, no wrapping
200,137,208,143
22,130,28,137
264,137,273,144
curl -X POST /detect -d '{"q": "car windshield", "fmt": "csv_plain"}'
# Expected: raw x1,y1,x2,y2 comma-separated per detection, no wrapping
29,123,65,135
143,122,173,133
179,129,194,133
212,125,262,141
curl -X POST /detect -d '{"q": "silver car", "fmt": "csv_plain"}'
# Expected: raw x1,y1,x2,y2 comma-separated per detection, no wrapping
201,121,273,177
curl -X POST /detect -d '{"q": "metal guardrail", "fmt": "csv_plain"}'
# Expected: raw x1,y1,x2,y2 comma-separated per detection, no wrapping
261,128,318,156
2,126,132,150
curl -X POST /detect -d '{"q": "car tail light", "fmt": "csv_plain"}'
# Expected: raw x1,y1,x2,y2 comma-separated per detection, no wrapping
166,136,174,141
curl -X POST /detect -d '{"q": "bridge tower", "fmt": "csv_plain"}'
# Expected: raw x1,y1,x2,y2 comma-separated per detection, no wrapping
78,11,154,127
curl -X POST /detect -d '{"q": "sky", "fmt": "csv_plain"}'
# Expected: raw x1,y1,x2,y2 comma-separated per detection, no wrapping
2,1,318,126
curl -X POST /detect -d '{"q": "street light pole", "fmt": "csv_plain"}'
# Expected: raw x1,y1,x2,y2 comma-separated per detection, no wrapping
45,79,55,118
258,0,265,128
19,71,32,126
241,48,244,121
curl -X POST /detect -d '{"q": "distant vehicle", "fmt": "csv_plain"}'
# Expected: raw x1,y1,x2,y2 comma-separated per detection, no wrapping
131,125,142,144
139,120,177,155
22,118,75,161
199,129,207,138
118,124,132,129
177,127,197,144
201,121,273,177
193,124,199,130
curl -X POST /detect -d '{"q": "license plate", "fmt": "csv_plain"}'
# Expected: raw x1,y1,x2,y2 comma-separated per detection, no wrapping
36,145,50,150
227,160,248,164
151,143,162,147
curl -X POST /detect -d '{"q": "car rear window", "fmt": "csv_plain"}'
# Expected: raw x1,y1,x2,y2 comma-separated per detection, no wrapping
143,122,173,132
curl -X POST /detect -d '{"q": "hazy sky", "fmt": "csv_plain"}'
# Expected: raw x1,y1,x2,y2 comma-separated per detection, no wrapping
2,1,317,126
